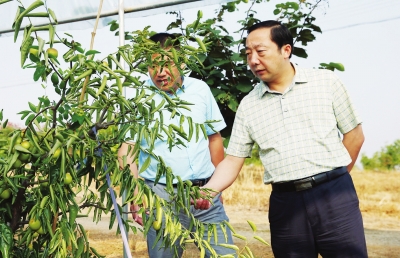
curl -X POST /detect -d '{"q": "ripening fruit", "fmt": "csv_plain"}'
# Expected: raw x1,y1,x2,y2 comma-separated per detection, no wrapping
47,48,58,58
29,48,39,56
29,219,41,231
20,140,31,150
52,148,61,159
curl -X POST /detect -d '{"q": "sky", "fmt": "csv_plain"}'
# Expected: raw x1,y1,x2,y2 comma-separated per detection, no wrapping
0,0,399,167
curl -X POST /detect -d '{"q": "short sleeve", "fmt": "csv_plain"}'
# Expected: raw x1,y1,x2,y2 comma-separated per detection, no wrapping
332,74,362,134
225,101,254,158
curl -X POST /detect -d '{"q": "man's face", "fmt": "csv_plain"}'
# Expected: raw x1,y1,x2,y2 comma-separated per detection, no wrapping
148,51,182,93
245,27,290,84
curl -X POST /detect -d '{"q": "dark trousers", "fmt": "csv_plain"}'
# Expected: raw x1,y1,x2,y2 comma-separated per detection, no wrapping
269,172,368,258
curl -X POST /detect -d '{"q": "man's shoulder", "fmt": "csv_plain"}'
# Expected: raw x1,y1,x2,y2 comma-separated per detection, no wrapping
184,76,208,87
241,82,262,103
296,66,337,81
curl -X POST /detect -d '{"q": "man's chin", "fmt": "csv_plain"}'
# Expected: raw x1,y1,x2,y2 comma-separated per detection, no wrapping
158,85,174,92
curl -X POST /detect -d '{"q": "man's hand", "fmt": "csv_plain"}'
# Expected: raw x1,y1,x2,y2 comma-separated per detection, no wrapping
130,203,143,226
193,198,212,210
191,189,216,210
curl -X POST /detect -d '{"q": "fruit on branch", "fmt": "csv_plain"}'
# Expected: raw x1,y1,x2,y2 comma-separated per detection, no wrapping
46,48,58,58
52,148,61,159
64,173,73,185
0,188,11,199
20,140,31,150
11,159,23,169
28,219,41,231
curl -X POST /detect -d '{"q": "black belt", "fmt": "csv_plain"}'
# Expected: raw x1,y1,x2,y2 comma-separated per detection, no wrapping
184,177,211,187
151,176,211,187
271,167,347,192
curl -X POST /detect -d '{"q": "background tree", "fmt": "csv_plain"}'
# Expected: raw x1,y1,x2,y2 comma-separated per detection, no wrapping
162,0,343,145
361,139,400,171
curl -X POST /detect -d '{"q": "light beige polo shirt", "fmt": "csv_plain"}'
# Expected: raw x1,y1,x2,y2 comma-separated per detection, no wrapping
226,64,362,184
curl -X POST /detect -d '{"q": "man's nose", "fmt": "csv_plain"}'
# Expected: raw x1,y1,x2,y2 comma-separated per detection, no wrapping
248,54,259,66
156,66,168,76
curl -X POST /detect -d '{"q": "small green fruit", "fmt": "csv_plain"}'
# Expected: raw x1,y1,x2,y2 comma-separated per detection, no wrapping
20,140,31,150
37,226,45,235
11,159,23,169
19,152,31,162
29,219,41,231
64,173,73,185
0,189,11,199
52,148,61,159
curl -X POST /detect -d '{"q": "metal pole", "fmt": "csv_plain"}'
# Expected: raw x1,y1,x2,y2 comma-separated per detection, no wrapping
0,0,232,34
118,1,130,258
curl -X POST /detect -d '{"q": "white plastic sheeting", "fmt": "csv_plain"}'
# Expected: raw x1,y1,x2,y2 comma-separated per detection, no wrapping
0,0,231,35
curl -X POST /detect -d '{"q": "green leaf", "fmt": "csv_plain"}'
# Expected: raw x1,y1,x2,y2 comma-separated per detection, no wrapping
247,220,257,232
287,2,299,10
29,53,40,62
0,223,13,258
328,62,345,71
25,113,35,125
71,113,85,125
110,22,119,31
28,102,36,112
85,50,101,56
196,53,207,63
139,156,151,173
0,0,13,5
231,53,242,62
236,81,253,93
33,65,46,81
292,47,308,58
228,97,238,112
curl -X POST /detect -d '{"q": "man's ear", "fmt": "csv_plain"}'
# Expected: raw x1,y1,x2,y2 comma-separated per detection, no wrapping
180,63,187,70
282,44,291,58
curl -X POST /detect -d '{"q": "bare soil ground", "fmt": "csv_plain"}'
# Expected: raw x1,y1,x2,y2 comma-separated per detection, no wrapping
78,169,400,258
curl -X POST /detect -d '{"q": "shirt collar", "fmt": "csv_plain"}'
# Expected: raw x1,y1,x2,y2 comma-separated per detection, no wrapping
256,63,308,98
147,76,186,96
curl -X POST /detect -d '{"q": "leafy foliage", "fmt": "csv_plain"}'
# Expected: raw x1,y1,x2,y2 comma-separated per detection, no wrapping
361,140,400,171
0,0,333,257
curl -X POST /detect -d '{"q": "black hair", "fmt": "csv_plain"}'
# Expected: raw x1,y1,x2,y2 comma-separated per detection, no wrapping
247,20,293,58
149,32,180,50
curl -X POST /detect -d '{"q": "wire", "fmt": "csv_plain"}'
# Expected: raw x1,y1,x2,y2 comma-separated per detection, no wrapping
0,81,40,89
323,15,400,32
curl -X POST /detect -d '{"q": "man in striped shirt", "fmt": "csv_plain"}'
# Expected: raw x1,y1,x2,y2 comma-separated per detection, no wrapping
195,20,367,257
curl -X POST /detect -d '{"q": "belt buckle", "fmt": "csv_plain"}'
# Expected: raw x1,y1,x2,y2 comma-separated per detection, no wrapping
294,177,313,191
191,179,203,187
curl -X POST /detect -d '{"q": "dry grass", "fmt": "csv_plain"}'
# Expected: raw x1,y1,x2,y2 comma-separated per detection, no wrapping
222,164,270,210
223,166,400,218
87,165,400,257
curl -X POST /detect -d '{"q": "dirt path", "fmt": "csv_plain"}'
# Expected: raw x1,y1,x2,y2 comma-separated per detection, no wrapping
78,205,400,258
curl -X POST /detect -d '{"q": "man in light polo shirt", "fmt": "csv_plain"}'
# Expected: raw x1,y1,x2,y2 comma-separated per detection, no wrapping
118,33,235,258
195,20,367,257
